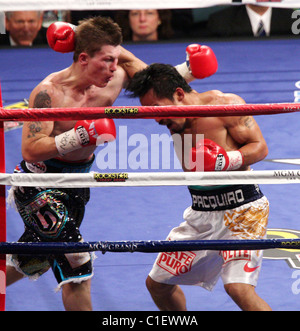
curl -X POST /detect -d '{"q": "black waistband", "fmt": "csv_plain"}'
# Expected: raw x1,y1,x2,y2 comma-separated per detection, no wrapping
189,185,264,211
19,155,95,174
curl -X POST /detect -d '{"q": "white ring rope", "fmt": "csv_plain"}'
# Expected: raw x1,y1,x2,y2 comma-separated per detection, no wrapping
1,170,300,188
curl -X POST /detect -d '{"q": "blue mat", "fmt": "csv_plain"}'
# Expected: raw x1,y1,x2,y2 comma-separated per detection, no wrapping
1,38,300,310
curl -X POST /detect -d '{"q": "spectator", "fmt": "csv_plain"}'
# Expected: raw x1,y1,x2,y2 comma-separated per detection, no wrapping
1,11,47,46
207,5,296,37
115,9,173,41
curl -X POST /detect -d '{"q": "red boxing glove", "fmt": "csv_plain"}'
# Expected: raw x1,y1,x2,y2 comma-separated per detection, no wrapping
186,44,218,79
55,118,116,156
190,139,244,171
47,22,76,53
74,119,116,146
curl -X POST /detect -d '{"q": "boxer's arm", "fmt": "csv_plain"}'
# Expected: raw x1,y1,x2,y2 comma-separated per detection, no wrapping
47,23,217,86
118,46,147,80
22,87,60,163
226,115,268,166
222,94,268,166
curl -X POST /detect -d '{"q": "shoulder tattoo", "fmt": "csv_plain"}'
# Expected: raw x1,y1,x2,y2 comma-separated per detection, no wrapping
33,90,51,108
27,90,51,138
242,116,255,129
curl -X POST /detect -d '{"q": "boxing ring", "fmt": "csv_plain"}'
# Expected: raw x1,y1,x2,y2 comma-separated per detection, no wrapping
2,38,300,311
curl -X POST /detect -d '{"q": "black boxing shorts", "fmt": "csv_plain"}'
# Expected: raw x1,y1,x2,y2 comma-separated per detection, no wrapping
7,157,95,290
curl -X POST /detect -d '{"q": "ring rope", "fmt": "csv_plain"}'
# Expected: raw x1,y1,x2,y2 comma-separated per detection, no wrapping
0,103,300,121
1,170,300,187
1,238,300,255
0,84,5,312
0,99,298,312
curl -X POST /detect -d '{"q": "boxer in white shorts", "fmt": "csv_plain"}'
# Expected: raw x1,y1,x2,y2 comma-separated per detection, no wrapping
126,63,271,311
149,184,269,290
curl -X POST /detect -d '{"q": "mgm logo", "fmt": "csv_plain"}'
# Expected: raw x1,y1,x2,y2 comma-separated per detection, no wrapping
264,228,300,269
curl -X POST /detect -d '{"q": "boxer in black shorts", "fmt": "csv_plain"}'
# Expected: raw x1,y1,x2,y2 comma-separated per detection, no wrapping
8,158,93,289
6,16,146,311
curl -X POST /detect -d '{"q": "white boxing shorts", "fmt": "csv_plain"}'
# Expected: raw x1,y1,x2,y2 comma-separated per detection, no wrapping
149,184,269,291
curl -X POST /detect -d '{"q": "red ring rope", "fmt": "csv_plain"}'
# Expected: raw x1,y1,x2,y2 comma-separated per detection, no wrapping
0,103,299,121
0,84,6,311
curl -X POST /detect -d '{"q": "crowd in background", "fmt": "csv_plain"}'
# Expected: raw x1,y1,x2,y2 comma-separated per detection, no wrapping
0,6,298,47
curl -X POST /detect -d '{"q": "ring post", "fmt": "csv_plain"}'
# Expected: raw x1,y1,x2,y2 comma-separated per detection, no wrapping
0,82,6,311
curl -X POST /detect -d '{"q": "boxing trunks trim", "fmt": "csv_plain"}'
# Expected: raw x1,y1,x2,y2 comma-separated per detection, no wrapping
189,184,263,211
19,155,95,174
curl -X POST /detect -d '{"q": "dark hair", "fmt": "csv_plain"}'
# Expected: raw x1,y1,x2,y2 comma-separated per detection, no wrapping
73,16,122,62
126,63,192,100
